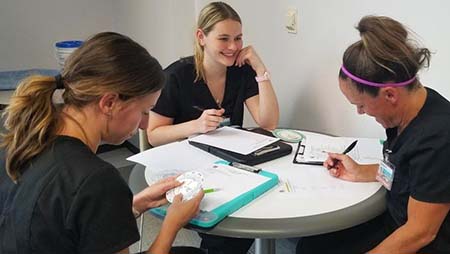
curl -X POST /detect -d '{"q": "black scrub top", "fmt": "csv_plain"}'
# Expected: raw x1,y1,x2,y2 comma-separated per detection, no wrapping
382,87,450,253
0,136,139,254
152,56,259,126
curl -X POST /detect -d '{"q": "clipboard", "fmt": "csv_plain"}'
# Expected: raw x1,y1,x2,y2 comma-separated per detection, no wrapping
292,139,325,165
293,134,384,165
189,128,292,166
149,161,279,228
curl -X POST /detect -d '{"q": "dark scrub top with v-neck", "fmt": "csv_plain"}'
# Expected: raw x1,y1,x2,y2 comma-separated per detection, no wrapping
0,136,139,254
152,56,259,126
382,87,450,253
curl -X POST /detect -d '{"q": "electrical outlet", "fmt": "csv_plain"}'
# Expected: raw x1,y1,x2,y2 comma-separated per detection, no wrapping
286,7,298,34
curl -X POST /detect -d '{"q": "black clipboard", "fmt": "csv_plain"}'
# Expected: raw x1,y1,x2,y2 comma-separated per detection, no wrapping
292,139,323,165
188,128,292,166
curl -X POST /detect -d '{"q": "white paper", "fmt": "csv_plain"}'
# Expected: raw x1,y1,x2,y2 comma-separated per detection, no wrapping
228,131,384,219
295,133,382,164
188,127,279,155
196,164,270,211
127,140,271,212
127,140,219,174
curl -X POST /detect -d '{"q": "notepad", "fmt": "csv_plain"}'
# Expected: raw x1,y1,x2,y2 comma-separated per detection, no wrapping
293,132,382,165
188,126,279,155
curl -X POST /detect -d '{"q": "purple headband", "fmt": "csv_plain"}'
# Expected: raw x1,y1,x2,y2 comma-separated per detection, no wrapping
341,65,416,87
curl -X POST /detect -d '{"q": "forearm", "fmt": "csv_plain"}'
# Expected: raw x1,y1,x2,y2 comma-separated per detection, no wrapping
357,164,378,182
255,81,279,129
147,220,179,254
368,224,434,254
147,121,198,147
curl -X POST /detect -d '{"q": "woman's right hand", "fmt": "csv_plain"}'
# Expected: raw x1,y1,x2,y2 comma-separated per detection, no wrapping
164,190,204,231
194,108,225,133
324,153,362,182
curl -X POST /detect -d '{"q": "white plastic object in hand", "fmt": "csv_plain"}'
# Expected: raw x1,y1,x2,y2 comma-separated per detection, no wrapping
166,171,204,203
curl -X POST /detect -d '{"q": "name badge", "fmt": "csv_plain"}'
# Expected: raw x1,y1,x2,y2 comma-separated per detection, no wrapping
376,160,395,191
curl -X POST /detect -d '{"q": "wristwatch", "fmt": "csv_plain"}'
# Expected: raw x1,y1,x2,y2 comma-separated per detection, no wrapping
255,71,270,82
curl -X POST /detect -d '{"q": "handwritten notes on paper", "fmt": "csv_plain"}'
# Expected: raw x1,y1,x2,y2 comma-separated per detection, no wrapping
295,133,382,164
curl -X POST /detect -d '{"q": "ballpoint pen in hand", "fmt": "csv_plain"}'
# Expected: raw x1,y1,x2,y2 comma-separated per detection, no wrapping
330,140,358,169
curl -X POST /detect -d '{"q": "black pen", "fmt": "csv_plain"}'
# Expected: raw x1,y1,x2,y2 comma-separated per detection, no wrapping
192,105,205,111
342,140,358,155
193,105,230,127
330,140,358,169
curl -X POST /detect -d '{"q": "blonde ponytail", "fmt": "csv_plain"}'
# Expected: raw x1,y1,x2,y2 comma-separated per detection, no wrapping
1,76,60,181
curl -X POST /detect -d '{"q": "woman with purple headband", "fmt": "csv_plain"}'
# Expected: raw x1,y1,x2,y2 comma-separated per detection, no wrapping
297,16,450,254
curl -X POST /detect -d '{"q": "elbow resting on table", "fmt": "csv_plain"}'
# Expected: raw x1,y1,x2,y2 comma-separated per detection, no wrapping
256,119,278,131
146,129,163,147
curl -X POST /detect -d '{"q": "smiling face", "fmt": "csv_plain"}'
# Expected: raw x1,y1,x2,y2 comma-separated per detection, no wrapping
105,91,160,145
339,78,397,128
198,19,243,67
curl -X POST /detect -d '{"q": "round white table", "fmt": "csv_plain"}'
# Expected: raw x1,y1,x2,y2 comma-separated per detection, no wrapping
143,131,386,254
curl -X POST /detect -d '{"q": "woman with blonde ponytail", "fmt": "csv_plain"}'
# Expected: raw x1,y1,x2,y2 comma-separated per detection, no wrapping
0,32,204,254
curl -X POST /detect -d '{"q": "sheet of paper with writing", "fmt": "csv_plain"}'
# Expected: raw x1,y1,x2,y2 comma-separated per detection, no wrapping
294,132,382,165
188,127,279,155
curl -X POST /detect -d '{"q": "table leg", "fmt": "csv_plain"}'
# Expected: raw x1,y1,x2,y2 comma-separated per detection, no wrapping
254,238,276,254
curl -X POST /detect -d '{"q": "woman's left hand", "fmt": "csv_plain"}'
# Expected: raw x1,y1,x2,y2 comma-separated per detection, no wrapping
235,46,266,75
133,176,181,214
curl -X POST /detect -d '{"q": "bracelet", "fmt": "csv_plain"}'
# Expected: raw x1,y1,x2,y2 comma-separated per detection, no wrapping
255,71,270,82
132,206,142,218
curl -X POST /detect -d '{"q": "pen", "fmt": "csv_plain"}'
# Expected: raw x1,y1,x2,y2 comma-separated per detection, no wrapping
193,105,230,127
204,188,220,194
342,140,358,155
330,140,358,169
193,105,205,111
230,162,261,173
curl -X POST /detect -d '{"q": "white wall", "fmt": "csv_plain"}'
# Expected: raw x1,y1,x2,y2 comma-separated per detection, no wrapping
112,0,450,138
3,0,449,139
194,0,450,138
0,0,114,70
112,0,196,68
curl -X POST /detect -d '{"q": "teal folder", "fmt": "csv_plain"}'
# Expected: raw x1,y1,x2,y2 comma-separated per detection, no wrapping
150,161,279,228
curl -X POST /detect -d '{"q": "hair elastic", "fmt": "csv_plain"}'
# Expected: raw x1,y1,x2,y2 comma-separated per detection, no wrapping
341,65,416,87
54,74,65,90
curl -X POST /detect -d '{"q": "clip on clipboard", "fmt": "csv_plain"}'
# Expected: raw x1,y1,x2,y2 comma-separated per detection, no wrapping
292,139,323,165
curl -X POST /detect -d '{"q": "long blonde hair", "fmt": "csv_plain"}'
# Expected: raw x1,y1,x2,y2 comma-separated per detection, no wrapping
194,1,241,82
1,32,164,182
